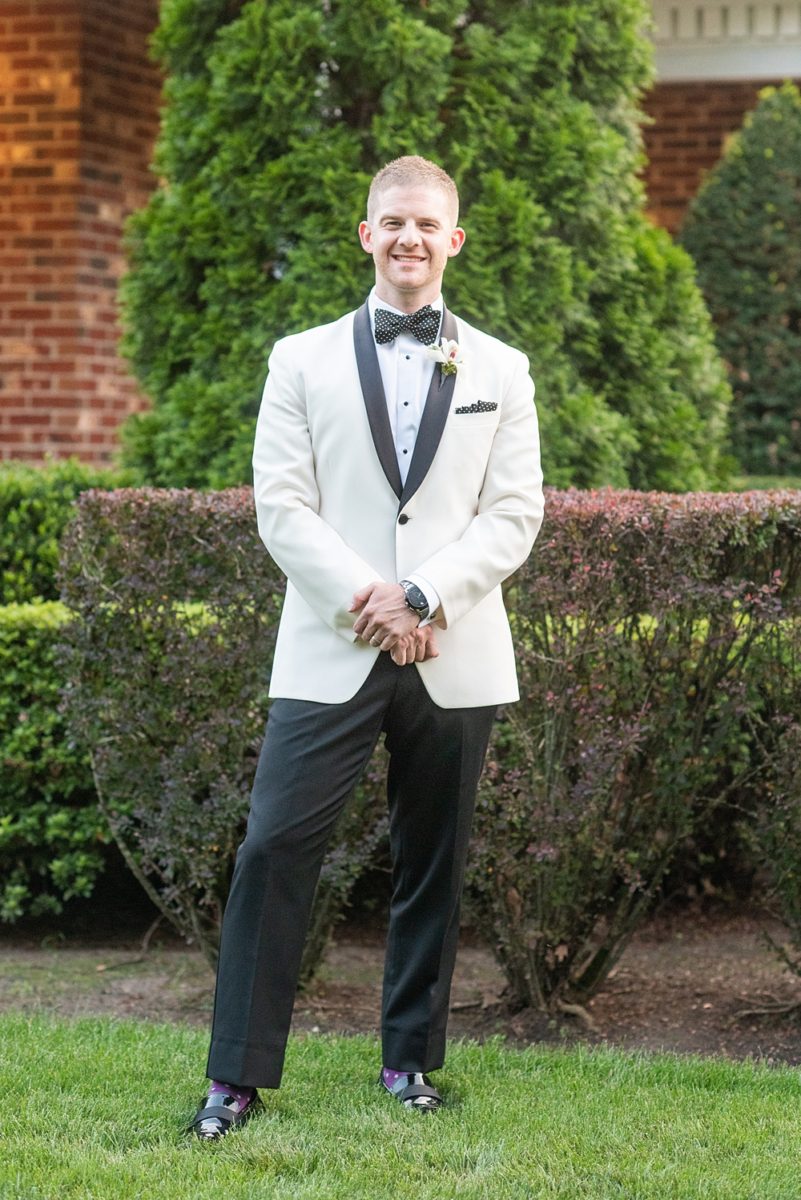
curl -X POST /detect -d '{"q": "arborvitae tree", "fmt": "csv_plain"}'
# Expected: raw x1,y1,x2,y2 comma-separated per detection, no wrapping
681,82,801,476
121,0,731,490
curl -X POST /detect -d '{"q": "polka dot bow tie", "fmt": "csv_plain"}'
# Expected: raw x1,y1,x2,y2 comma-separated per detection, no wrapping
373,305,440,346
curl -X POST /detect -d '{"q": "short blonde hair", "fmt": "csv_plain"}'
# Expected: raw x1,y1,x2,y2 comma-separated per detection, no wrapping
367,155,459,223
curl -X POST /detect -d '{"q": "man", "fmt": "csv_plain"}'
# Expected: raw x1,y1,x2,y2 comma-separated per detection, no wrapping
190,155,543,1139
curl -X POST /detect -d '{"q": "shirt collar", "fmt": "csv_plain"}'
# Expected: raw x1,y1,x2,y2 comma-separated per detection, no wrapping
368,288,443,318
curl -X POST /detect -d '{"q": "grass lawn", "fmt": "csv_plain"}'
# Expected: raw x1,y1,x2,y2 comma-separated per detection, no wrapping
2,1014,800,1199
732,475,801,491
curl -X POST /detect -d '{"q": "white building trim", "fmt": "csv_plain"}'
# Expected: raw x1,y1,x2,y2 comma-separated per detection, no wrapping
651,1,801,80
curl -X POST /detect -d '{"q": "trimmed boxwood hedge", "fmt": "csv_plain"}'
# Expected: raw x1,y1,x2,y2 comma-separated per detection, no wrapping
0,601,102,921
0,459,125,604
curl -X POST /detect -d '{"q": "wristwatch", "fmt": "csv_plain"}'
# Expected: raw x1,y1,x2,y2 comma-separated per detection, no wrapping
399,579,429,622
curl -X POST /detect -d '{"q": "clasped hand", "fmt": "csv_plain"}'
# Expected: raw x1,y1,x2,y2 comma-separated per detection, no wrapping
349,582,439,666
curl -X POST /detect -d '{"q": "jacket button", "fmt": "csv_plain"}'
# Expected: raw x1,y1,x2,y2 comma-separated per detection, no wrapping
398,514,410,525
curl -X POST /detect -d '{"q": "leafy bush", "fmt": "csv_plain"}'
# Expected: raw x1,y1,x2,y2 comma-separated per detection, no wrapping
59,488,387,978
59,485,801,1005
0,459,126,922
681,83,801,475
0,459,125,604
748,726,801,971
465,488,801,1011
0,602,102,921
743,615,801,973
121,0,730,491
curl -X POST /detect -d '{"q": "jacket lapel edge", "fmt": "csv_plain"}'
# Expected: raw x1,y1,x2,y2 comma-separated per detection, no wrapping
353,302,403,500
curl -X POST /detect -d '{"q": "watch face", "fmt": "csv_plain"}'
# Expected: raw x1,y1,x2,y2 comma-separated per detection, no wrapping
402,582,428,613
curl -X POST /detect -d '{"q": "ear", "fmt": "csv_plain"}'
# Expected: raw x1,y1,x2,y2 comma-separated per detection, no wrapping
448,226,466,258
358,220,374,254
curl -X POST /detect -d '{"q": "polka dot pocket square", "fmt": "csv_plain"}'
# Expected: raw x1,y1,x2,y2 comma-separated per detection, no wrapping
454,401,498,415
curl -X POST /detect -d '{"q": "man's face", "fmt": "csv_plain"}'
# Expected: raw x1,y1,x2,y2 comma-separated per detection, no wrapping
358,183,465,311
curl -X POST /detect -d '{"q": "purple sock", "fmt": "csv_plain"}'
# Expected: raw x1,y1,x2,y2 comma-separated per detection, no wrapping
208,1079,255,1112
382,1067,419,1090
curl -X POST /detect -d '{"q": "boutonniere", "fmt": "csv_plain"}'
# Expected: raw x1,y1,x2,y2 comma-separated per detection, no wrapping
427,338,465,378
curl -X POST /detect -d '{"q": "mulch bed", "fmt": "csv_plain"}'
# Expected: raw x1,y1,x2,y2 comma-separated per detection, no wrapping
4,901,801,1064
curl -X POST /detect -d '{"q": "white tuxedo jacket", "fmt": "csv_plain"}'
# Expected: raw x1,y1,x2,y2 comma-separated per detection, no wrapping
252,302,544,707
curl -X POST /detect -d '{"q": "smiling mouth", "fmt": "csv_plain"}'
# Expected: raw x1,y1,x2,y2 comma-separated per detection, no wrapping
392,254,426,262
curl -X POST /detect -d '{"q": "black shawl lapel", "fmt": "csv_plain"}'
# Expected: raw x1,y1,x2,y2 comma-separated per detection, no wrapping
400,306,458,508
353,301,403,499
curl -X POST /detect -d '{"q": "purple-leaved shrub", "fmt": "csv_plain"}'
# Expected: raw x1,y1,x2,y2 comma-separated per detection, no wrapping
59,487,386,979
59,485,801,1000
466,487,801,1011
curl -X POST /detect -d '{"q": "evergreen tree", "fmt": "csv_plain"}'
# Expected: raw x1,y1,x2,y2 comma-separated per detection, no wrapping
681,82,801,476
121,0,730,490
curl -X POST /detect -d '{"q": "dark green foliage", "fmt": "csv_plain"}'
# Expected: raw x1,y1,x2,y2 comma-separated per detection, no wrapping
0,459,125,604
0,602,102,922
0,460,124,923
121,0,730,491
59,488,387,977
681,83,801,475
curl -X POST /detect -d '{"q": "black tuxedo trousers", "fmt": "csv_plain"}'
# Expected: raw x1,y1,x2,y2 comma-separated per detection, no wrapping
206,652,496,1089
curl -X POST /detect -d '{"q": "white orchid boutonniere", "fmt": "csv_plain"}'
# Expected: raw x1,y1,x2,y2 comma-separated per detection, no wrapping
427,338,465,379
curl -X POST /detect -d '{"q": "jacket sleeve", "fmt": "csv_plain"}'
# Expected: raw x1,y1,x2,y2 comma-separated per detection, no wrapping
411,352,544,629
252,337,385,641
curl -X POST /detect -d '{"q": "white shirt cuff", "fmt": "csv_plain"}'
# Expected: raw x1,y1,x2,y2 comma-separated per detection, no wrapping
406,573,440,627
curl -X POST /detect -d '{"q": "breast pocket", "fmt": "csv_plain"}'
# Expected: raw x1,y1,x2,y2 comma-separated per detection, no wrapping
450,408,500,431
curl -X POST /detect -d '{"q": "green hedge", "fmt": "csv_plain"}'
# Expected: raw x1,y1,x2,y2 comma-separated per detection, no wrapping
0,601,103,921
0,459,125,922
0,460,125,604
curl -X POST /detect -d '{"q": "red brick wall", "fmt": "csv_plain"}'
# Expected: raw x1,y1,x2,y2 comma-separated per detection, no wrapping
640,79,794,234
0,0,160,465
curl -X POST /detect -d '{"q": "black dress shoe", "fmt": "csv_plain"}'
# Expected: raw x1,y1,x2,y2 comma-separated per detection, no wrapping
379,1071,443,1112
189,1090,263,1141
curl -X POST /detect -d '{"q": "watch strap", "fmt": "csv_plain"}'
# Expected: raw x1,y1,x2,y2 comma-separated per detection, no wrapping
399,579,429,621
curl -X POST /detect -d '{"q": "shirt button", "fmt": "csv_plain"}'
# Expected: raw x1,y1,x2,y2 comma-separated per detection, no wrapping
402,448,408,455
403,401,409,407
405,355,411,360
398,514,410,525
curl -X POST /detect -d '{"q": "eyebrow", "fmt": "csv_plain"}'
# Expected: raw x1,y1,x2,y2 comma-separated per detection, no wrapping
379,214,443,225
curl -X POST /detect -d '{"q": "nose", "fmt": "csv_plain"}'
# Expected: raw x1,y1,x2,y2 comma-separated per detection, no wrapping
398,220,422,246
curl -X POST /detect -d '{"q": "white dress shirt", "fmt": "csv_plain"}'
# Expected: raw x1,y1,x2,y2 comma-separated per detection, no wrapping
368,288,441,620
